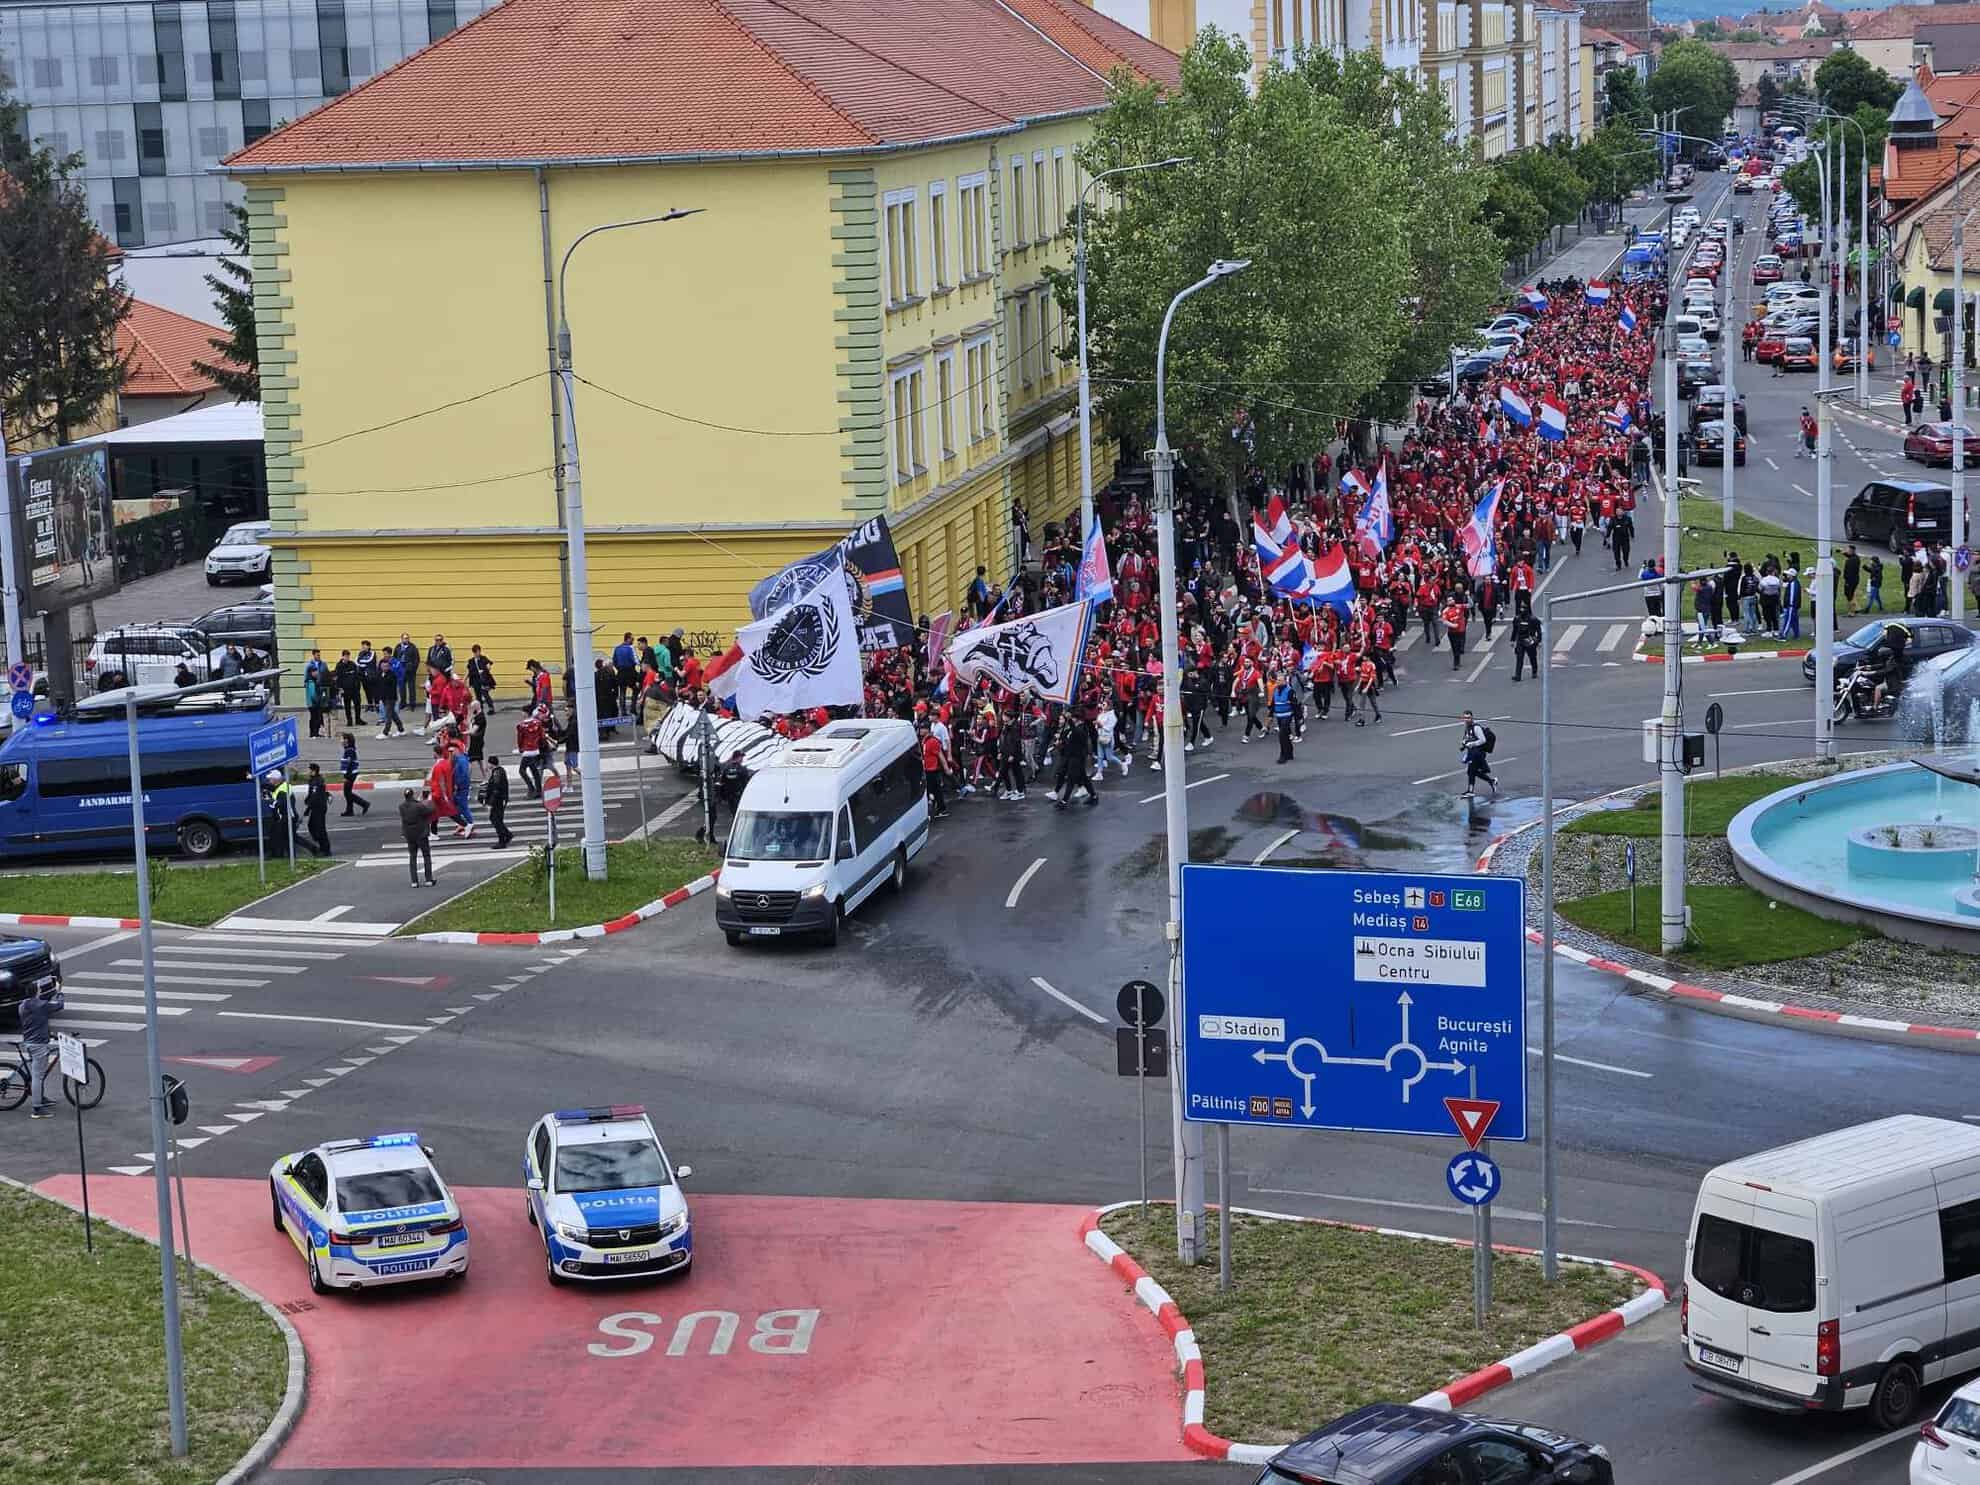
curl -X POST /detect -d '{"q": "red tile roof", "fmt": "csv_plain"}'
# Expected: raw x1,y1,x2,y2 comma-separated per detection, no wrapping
227,0,1180,171
1849,3,1980,42
117,299,237,398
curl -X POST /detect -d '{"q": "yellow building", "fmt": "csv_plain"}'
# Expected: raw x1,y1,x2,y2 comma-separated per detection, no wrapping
224,0,1179,671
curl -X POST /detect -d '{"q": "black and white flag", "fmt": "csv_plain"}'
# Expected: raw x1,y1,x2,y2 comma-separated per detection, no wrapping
734,553,866,718
946,600,1091,705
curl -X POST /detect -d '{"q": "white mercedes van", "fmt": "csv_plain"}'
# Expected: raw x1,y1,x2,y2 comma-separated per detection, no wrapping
1684,1115,1980,1430
713,719,929,947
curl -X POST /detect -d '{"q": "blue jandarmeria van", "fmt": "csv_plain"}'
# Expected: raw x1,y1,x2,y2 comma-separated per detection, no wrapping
0,691,268,861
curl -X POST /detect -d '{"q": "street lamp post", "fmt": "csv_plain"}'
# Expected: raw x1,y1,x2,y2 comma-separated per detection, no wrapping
1153,258,1250,1266
1075,158,1188,539
1812,143,1837,760
555,208,704,880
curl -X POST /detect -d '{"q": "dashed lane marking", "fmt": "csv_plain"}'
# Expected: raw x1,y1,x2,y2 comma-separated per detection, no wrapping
215,1011,432,1032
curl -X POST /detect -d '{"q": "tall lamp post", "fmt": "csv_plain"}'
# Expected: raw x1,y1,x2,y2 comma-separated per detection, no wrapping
555,207,705,880
1931,140,1980,625
1154,257,1250,1266
1075,157,1189,539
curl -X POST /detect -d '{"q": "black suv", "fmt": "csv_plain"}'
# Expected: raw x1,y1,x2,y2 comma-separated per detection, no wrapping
1690,385,1747,434
191,601,277,656
1842,479,1970,554
1253,1404,1610,1485
0,933,62,1021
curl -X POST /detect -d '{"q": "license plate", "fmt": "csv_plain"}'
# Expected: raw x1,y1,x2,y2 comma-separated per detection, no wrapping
603,1249,653,1264
375,1231,425,1249
748,926,780,936
35,975,56,991
1697,1344,1742,1372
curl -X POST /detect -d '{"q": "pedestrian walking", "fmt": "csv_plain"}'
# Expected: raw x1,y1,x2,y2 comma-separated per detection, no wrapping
1052,708,1100,809
302,763,332,857
401,789,437,886
482,753,513,847
450,742,476,838
468,702,488,780
1866,553,1886,612
1440,595,1468,669
919,722,950,818
17,976,58,1117
1459,711,1499,800
1094,700,1123,780
1510,606,1541,682
339,733,371,816
335,649,361,726
467,645,496,713
1352,650,1382,726
1272,672,1295,763
304,648,330,737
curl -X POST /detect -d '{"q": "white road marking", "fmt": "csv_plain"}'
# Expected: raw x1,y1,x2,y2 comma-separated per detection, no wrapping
1524,1045,1651,1078
216,1011,431,1032
1553,624,1585,653
50,1017,162,1033
1765,1429,1915,1485
1027,975,1107,1024
155,944,345,961
1137,772,1229,805
59,929,136,959
209,915,400,937
185,932,379,948
86,972,266,988
1464,649,1494,683
112,958,304,975
63,1001,188,1015
1596,624,1628,653
1793,484,1815,499
1764,456,1779,469
1413,759,1514,786
1390,722,1459,737
1707,686,1805,697
311,906,353,922
1732,718,1810,730
1254,829,1300,864
1005,857,1047,909
61,985,233,1002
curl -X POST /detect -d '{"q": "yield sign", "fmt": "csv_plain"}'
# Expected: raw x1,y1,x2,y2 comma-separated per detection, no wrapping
1444,1097,1500,1150
167,1055,281,1075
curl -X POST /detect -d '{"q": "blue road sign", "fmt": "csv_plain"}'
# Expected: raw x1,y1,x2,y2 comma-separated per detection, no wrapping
1179,866,1527,1139
1447,1150,1501,1207
9,690,31,720
247,716,299,776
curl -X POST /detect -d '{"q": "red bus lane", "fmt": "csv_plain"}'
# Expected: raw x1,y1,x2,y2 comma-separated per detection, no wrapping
38,1175,1191,1468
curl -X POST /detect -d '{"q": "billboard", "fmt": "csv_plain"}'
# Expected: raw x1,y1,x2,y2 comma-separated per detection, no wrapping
10,443,118,617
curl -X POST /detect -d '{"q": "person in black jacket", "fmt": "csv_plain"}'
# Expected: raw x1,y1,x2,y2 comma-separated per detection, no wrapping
467,645,496,713
482,754,513,848
1053,708,1100,808
401,790,437,886
1510,604,1542,682
393,634,421,708
333,650,362,726
302,763,332,856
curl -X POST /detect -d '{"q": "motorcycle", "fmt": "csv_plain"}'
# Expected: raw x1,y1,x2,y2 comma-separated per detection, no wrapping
1833,666,1899,724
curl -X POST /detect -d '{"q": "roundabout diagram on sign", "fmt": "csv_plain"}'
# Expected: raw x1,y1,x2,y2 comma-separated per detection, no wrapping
1250,991,1466,1117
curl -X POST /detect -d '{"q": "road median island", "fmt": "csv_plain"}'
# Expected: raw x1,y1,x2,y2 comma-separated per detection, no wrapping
0,1181,289,1485
400,837,717,938
1094,1203,1648,1450
0,859,332,927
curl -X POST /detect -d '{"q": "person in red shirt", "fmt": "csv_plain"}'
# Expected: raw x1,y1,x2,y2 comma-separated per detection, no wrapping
919,723,950,819
1373,614,1397,686
1353,651,1382,726
1309,647,1334,719
426,742,465,837
1415,576,1442,648
1440,596,1469,669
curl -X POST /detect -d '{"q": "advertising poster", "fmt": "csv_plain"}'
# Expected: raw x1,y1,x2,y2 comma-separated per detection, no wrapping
11,444,118,617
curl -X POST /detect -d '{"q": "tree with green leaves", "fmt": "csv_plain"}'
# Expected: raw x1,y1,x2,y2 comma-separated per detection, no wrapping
1497,147,1588,230
1479,171,1548,260
1756,73,1781,113
1646,38,1741,141
1782,75,1814,103
191,201,259,402
1286,48,1502,423
1052,30,1421,490
1605,66,1648,125
0,82,130,446
1812,47,1901,118
1573,122,1660,207
1780,104,1889,230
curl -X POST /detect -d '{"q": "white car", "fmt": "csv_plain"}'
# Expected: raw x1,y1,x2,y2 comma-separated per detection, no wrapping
83,623,218,690
1686,305,1722,339
1683,277,1716,301
269,1131,470,1293
524,1105,693,1284
204,521,272,587
1915,1378,1980,1482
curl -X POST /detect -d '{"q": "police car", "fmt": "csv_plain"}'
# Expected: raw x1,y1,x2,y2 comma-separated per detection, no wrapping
524,1105,693,1284
268,1131,469,1293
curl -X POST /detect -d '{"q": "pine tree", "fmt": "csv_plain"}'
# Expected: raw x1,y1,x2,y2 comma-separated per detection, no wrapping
0,80,131,445
191,202,259,401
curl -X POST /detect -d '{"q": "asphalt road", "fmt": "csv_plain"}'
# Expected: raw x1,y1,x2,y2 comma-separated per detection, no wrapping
0,174,1959,1485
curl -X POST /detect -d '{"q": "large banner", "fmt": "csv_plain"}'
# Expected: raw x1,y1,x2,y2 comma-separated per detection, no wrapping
749,515,914,653
9,444,118,617
734,554,867,719
946,600,1092,705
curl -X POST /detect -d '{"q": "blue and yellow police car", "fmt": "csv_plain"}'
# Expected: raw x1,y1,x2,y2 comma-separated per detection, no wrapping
268,1131,469,1293
524,1105,693,1284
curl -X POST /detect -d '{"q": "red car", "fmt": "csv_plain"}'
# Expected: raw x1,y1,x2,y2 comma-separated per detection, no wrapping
1752,259,1783,284
1692,257,1722,280
1903,421,1980,466
1754,333,1788,363
1778,337,1819,372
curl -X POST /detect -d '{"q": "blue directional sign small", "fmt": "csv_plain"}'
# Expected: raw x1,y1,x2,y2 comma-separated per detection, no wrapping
1447,1151,1501,1207
247,716,299,776
9,690,31,720
1179,866,1527,1139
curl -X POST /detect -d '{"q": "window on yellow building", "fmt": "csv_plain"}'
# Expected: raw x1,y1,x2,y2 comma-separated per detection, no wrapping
883,187,918,304
1038,288,1055,382
928,180,949,290
935,349,957,458
1033,150,1047,242
1016,297,1033,388
1011,156,1027,245
1053,150,1066,238
965,333,993,442
959,172,988,279
891,364,926,484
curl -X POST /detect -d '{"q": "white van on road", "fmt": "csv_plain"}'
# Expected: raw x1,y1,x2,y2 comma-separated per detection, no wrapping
1684,1115,1980,1430
713,718,930,947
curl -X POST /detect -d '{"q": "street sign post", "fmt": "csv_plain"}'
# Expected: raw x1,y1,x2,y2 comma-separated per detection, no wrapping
1626,840,1638,934
56,1032,92,1251
9,690,29,720
1179,866,1527,1139
247,718,299,883
1704,701,1725,778
542,768,562,923
6,660,29,692
1446,1150,1499,1206
1115,979,1166,1217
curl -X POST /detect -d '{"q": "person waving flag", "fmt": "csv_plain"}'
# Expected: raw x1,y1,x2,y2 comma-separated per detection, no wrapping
1499,385,1533,427
1461,481,1503,579
1585,282,1613,305
1603,398,1633,432
1618,304,1639,335
1538,395,1569,442
1354,464,1395,559
1519,287,1549,314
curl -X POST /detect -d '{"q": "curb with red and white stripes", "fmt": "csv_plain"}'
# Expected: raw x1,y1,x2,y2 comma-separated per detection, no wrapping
0,912,141,929
1079,1203,1665,1463
409,869,720,946
1631,646,1810,665
1473,805,1980,1049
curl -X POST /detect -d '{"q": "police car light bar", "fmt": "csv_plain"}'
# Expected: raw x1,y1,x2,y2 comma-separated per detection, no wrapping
364,1131,422,1148
552,1105,646,1123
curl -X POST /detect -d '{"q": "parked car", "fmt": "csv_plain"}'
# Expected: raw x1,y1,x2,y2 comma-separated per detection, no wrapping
203,521,272,587
1755,332,1788,364
1695,419,1747,466
1903,422,1980,467
1687,304,1722,340
1752,255,1783,283
1778,337,1818,372
1678,358,1716,398
1683,277,1717,300
1253,1404,1613,1485
82,624,219,691
1844,478,1971,552
1912,1376,1980,1484
1692,385,1748,434
1800,616,1976,687
0,932,61,1023
1833,337,1876,372
190,600,277,657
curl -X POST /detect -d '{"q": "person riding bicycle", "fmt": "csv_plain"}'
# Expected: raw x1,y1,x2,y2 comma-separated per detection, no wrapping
17,978,59,1118
1863,621,1912,713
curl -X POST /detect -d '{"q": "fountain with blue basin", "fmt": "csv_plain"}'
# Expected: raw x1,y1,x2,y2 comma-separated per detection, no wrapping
1728,753,1980,949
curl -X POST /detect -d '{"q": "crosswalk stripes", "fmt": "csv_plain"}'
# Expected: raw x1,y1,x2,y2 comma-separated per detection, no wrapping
50,937,360,1042
1553,623,1585,653
1596,623,1629,653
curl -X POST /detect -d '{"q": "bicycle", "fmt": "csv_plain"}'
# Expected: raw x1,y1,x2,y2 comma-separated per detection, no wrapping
0,1040,106,1112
